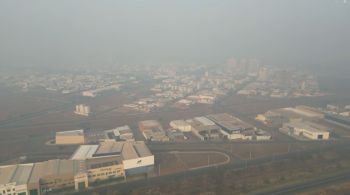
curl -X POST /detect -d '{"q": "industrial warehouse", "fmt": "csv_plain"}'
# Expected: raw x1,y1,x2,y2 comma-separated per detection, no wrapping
55,129,85,145
0,141,154,195
169,120,192,132
1,112,268,195
71,140,154,176
188,116,223,140
168,113,271,141
138,120,169,142
280,120,331,140
206,113,271,141
104,125,135,141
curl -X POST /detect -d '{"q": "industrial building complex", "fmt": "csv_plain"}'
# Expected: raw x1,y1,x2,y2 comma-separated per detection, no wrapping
206,113,271,141
71,140,154,176
188,116,222,140
0,141,154,195
138,120,169,142
280,120,330,140
254,105,335,141
169,120,192,132
1,111,276,194
169,113,271,141
256,106,326,127
104,125,135,141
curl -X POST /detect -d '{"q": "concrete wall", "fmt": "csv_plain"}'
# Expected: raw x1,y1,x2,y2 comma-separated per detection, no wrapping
40,173,75,192
303,130,329,140
86,164,125,182
125,165,154,176
294,127,329,140
0,183,28,195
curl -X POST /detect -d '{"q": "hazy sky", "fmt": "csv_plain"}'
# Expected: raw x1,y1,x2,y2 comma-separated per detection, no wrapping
0,0,349,70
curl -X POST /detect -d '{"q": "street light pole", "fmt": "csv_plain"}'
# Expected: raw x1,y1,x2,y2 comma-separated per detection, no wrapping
207,154,210,166
158,164,161,176
288,143,291,153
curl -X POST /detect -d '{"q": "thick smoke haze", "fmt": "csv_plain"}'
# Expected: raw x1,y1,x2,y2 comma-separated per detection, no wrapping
0,0,349,72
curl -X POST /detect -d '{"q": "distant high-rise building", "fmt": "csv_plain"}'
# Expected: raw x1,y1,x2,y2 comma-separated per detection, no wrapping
258,67,269,81
300,81,307,90
226,57,237,68
205,71,209,77
74,104,91,116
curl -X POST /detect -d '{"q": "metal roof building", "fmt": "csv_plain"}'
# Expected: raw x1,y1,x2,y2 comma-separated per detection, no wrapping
70,145,99,160
70,141,152,161
121,141,152,160
56,129,84,136
55,129,85,145
282,121,330,140
1,141,154,194
0,164,34,186
138,120,169,141
0,160,83,195
206,113,253,133
194,117,215,126
94,141,124,157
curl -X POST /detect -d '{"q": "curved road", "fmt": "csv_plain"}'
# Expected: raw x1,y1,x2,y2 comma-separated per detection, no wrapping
167,150,231,170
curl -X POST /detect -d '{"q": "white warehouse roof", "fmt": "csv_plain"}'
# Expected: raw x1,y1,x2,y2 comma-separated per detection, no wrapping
287,121,329,133
170,120,190,126
70,145,99,160
70,141,153,161
56,129,84,136
194,117,215,126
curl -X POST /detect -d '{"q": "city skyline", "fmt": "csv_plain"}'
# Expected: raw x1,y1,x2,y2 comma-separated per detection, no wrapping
0,0,349,71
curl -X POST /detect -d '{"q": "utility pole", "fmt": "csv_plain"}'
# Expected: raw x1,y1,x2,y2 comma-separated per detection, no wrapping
287,143,291,153
158,164,161,176
207,154,210,166
249,142,252,160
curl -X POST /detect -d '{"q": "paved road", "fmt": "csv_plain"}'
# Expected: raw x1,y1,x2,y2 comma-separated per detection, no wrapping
167,150,231,170
255,170,350,195
147,140,341,158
